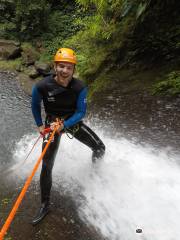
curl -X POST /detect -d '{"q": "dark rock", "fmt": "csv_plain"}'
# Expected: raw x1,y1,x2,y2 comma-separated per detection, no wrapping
35,61,51,76
0,39,21,60
21,52,36,66
21,47,40,66
7,47,22,60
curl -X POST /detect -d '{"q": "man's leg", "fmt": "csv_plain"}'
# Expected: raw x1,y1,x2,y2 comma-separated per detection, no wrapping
32,132,61,225
71,122,105,162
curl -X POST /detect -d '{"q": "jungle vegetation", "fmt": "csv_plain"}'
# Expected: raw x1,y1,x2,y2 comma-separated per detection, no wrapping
0,0,180,96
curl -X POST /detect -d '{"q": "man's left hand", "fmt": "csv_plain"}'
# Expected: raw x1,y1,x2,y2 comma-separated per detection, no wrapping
50,120,64,133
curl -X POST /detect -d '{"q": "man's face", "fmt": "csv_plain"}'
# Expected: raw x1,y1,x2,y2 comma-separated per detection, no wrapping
54,62,75,87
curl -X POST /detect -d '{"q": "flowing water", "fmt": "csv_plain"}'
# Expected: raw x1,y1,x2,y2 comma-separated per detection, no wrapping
0,72,180,240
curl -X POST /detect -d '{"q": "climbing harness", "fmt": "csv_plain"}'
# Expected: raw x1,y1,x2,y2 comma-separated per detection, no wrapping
46,115,80,139
65,123,80,139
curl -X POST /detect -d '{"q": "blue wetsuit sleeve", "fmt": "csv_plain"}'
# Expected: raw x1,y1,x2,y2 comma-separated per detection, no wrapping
31,85,43,127
64,87,87,128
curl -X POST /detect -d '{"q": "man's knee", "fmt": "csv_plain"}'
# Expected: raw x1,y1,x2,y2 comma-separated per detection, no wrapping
41,161,53,177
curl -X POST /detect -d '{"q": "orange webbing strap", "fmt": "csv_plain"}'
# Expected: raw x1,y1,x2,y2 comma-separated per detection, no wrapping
0,126,58,240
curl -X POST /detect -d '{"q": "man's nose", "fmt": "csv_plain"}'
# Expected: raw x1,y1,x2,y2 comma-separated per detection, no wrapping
62,67,68,73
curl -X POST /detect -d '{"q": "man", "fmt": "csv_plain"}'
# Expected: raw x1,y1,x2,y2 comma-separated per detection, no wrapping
31,48,105,225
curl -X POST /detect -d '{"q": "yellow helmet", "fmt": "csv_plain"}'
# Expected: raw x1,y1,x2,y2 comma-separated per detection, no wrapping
54,48,77,64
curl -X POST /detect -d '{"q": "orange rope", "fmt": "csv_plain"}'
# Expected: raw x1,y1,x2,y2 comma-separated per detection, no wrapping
0,126,58,240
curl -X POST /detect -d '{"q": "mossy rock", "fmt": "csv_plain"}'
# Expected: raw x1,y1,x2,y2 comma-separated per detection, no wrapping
24,65,39,79
21,43,40,66
34,61,51,76
152,71,180,96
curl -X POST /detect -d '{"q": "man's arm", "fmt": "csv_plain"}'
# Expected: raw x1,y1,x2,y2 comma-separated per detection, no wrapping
64,87,87,128
31,85,43,127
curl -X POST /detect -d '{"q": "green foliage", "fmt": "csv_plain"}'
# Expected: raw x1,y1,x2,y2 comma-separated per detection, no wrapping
39,50,52,63
42,8,80,55
0,0,16,39
136,1,149,20
63,0,137,81
152,71,180,96
0,0,50,40
0,22,15,39
0,0,90,69
0,58,22,71
0,0,138,78
39,2,88,55
1,0,179,98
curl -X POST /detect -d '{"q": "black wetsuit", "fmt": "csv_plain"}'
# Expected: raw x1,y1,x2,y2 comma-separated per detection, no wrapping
31,75,105,204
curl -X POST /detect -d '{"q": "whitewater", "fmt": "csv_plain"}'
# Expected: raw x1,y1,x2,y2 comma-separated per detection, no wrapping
10,119,180,240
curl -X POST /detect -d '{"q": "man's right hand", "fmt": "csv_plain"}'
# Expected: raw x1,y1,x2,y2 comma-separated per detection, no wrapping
38,125,45,134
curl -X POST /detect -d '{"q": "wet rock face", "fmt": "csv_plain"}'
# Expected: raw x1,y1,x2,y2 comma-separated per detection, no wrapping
0,39,21,60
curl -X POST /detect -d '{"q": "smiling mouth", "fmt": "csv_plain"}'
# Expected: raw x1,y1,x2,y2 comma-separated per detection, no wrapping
58,73,68,78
